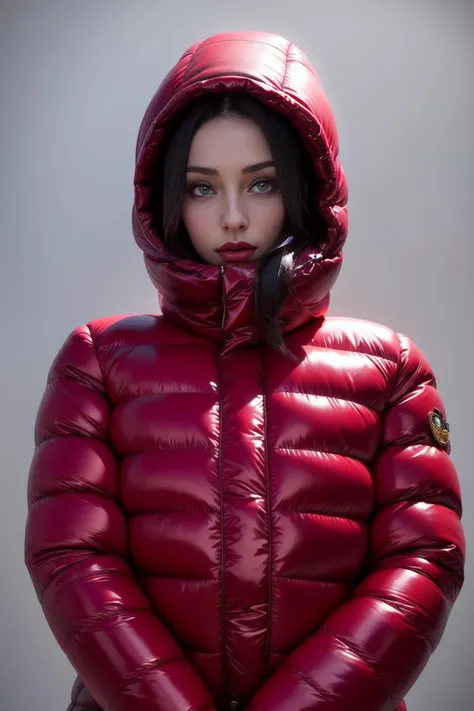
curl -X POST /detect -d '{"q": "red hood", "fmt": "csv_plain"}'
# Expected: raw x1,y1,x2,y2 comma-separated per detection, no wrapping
132,31,348,349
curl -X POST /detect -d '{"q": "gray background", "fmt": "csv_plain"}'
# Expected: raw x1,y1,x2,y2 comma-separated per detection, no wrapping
1,1,473,709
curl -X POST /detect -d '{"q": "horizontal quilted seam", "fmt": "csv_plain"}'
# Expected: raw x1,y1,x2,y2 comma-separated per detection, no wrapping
358,592,435,654
276,508,368,520
275,576,354,586
288,664,345,711
41,557,130,597
273,391,383,414
65,605,150,640
273,446,376,463
141,573,217,581
319,627,396,702
119,655,186,687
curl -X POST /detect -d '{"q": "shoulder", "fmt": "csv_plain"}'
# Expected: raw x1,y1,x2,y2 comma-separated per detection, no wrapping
83,313,205,350
317,316,436,398
314,316,402,364
63,312,213,367
85,313,165,344
47,314,168,376
316,316,433,377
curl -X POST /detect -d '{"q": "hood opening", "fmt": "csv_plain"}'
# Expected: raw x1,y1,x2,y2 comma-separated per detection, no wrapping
151,91,330,266
133,65,348,267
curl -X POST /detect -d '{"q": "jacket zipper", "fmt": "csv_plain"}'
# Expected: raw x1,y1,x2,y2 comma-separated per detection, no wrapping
218,264,229,707
220,265,227,333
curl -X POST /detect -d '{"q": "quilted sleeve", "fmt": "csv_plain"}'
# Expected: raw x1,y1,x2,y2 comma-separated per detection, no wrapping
24,325,217,711
248,334,465,711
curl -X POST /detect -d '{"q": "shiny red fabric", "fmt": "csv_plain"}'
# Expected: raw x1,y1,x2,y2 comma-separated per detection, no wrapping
25,31,464,711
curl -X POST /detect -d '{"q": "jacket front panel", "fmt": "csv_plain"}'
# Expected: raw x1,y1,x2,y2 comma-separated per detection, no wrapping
101,313,397,707
25,311,465,711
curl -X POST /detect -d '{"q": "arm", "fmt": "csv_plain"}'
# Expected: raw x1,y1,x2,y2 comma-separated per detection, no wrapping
248,334,465,711
24,324,216,711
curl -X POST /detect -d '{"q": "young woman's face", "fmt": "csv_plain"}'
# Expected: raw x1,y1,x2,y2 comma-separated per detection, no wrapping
182,114,286,265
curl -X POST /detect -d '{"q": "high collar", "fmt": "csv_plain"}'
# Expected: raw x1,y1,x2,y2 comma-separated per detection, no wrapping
132,31,348,351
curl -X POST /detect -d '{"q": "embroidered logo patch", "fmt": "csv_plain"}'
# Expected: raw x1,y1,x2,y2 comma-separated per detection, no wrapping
428,408,450,447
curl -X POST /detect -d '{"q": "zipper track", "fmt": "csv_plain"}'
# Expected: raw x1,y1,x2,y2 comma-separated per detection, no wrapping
262,350,273,681
220,265,227,331
218,264,229,706
217,350,228,707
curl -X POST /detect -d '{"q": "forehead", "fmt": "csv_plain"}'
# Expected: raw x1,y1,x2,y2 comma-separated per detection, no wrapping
188,114,273,166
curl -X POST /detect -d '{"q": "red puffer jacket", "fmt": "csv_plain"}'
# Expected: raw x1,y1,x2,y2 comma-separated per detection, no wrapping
25,31,464,711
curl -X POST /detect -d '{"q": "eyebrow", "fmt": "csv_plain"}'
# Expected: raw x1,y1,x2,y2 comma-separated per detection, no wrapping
186,160,275,175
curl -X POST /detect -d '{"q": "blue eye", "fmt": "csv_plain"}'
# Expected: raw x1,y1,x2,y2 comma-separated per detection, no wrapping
189,183,213,197
251,179,275,194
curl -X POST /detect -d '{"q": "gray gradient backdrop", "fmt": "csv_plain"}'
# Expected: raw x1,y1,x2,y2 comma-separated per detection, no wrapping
1,1,472,709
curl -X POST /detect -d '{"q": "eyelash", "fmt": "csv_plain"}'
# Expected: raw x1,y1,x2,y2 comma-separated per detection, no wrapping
187,177,278,198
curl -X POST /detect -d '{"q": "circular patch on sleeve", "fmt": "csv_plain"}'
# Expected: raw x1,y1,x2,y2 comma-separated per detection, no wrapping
428,408,450,447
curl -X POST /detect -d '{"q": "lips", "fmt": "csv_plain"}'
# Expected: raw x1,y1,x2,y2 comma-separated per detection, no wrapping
216,241,257,263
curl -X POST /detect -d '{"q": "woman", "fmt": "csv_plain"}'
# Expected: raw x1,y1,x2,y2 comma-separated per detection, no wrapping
24,31,465,711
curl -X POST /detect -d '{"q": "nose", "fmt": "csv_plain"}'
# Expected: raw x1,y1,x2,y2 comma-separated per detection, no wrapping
221,194,248,234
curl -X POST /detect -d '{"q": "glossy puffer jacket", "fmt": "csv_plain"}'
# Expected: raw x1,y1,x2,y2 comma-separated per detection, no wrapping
25,31,465,711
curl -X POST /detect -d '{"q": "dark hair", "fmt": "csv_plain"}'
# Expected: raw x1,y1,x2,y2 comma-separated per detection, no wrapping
157,93,325,357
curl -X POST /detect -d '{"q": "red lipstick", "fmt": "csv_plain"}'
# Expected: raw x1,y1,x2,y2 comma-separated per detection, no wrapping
216,241,257,263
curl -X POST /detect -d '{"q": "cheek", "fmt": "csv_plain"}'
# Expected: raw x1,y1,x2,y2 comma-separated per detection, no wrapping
182,202,210,243
253,197,286,236
273,199,286,229
182,201,219,261
182,201,197,240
